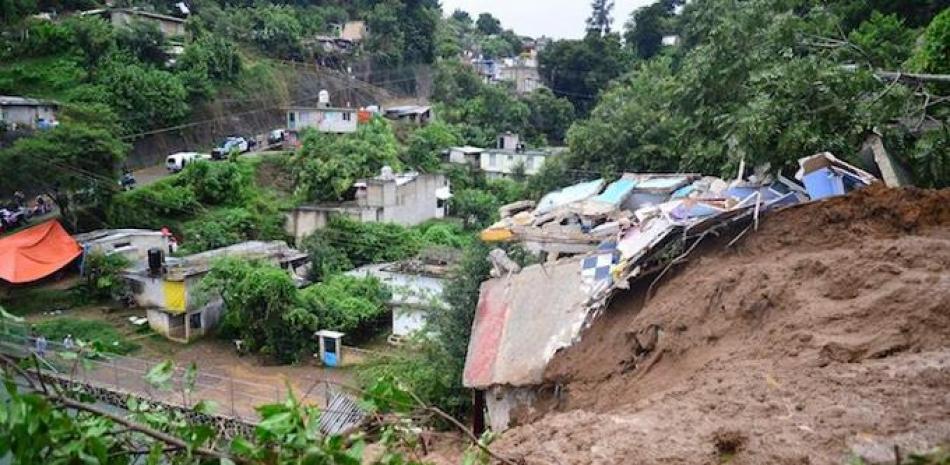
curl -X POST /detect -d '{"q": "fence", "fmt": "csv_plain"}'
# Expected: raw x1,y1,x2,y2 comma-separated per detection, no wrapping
0,328,336,423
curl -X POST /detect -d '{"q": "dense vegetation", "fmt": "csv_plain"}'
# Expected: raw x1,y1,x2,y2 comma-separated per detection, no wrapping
107,159,287,253
540,0,950,187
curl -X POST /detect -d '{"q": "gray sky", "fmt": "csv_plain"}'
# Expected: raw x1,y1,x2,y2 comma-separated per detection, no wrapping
439,0,656,39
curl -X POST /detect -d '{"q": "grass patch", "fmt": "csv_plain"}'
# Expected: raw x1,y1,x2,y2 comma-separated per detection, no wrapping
34,318,139,355
0,287,82,316
0,54,88,102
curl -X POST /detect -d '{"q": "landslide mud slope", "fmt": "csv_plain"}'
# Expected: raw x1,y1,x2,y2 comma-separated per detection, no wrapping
496,186,950,465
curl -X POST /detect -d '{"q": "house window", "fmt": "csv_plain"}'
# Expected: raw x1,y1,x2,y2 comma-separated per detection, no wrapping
489,153,497,167
288,111,297,129
343,112,352,121
112,242,132,249
189,312,202,329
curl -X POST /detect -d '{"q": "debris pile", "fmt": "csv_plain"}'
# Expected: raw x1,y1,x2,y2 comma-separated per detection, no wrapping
462,152,918,437
481,152,876,318
488,185,950,464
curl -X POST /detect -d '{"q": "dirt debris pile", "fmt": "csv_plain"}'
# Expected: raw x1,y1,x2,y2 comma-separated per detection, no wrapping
495,186,950,465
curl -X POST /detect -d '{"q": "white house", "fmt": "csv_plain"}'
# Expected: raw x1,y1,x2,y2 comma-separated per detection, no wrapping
286,106,358,134
0,96,58,130
345,252,458,342
479,134,565,179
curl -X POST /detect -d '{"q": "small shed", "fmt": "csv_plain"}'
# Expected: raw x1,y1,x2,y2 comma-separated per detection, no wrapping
315,330,345,367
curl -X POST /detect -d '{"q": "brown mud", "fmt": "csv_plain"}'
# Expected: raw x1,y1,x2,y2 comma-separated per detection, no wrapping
495,186,950,465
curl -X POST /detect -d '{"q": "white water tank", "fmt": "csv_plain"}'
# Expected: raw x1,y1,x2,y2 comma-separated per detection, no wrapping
318,90,330,108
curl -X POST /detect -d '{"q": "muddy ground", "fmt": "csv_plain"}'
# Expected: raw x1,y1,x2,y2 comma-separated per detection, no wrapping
494,186,950,465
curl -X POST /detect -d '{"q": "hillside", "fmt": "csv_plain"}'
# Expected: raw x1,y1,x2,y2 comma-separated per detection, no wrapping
494,186,950,464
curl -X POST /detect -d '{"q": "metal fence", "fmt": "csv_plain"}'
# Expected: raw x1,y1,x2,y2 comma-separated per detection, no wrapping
0,329,334,422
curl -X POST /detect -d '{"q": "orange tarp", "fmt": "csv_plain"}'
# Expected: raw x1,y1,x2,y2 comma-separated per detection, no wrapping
0,220,82,284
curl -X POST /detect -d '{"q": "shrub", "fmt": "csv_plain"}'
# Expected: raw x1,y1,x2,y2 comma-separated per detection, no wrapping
79,252,130,302
297,275,390,342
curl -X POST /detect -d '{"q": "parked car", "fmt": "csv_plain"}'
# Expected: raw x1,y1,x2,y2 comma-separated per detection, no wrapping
211,136,250,159
1,207,27,231
166,152,211,172
268,129,286,145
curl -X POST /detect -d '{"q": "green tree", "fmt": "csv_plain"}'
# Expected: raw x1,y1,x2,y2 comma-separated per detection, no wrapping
299,233,353,282
475,12,501,35
538,33,628,115
176,34,242,100
292,117,402,201
365,0,405,65
623,0,682,59
451,188,499,228
116,19,167,66
317,216,422,267
64,15,115,69
847,12,917,69
0,122,128,230
199,258,310,363
523,87,575,144
79,252,131,302
586,0,615,36
911,8,950,74
451,8,472,25
297,274,390,341
404,121,462,171
96,57,189,132
248,4,302,58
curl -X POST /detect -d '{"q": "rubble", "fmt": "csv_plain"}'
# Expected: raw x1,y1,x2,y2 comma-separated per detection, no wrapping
465,152,885,432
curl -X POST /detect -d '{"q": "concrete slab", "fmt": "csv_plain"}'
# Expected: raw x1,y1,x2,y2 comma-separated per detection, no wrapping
463,257,591,389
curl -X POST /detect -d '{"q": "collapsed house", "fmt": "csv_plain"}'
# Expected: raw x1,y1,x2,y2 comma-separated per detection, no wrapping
465,152,878,431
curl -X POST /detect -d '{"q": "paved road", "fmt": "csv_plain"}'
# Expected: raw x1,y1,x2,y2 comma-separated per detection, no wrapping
133,143,286,188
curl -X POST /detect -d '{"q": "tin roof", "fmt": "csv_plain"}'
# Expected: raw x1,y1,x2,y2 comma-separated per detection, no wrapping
0,95,58,107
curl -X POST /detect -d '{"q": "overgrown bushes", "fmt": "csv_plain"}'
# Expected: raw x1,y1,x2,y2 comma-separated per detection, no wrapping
199,257,390,363
107,160,287,253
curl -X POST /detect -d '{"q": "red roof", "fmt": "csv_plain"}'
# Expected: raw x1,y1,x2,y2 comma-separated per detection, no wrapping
0,220,81,284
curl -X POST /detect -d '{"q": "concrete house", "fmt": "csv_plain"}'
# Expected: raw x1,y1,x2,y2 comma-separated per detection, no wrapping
383,106,432,125
0,96,58,130
345,251,458,343
286,106,358,135
480,133,564,179
83,8,187,38
124,241,308,342
285,168,451,245
74,229,171,262
446,146,485,166
497,56,542,94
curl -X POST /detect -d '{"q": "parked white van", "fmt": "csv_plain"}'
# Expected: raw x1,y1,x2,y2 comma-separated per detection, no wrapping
165,152,210,172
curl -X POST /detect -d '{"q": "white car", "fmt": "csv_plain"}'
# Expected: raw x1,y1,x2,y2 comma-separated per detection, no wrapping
166,152,210,172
